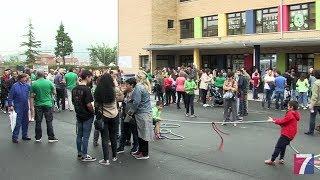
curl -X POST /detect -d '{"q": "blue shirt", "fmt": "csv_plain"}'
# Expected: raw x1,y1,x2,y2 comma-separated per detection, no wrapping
274,75,286,92
131,83,152,114
8,82,31,110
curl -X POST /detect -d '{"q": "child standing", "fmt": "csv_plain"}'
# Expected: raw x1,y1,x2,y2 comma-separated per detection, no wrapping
265,100,300,165
184,76,197,118
152,101,163,139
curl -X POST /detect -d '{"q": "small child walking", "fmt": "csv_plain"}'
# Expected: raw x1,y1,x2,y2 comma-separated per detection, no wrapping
265,100,300,165
152,101,163,139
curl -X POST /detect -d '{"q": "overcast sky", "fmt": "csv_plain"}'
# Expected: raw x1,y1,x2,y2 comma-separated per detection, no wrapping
0,0,117,60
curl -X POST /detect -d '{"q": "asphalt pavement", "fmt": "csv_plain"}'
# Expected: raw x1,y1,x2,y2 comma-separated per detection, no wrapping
0,100,319,180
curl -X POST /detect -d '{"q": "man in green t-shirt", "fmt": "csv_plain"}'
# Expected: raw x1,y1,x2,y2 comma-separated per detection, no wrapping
64,68,78,111
31,71,58,143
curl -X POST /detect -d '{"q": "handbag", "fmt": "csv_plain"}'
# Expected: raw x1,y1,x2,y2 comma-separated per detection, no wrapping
223,91,235,100
94,103,104,131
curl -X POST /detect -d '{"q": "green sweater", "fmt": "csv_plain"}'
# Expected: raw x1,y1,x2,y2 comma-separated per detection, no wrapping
296,79,309,93
152,106,161,120
214,76,226,88
184,80,197,94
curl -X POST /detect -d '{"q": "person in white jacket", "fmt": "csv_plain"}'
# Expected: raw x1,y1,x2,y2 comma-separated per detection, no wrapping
199,69,212,107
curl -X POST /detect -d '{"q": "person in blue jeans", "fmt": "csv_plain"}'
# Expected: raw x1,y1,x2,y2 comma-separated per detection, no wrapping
274,70,286,110
8,73,31,143
72,70,96,162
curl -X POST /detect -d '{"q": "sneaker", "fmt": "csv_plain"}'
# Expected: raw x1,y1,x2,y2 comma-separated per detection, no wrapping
82,155,96,162
112,157,118,162
237,116,243,121
117,148,125,154
48,138,58,143
278,159,285,164
185,113,189,117
221,123,226,126
99,159,110,166
233,123,237,127
130,147,139,154
35,139,42,143
134,153,149,160
29,118,34,122
304,132,314,136
190,114,197,118
22,137,31,141
131,151,140,156
12,139,19,144
264,159,275,166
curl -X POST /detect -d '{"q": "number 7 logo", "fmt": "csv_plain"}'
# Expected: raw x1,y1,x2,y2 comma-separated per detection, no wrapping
294,154,314,175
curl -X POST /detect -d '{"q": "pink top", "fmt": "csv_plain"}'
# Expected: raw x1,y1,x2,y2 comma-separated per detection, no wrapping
176,76,186,92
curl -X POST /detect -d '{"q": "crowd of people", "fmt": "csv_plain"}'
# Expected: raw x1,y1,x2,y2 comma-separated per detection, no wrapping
1,64,320,167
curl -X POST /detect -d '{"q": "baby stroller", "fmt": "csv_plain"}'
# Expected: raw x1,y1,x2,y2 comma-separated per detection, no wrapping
210,85,223,106
283,87,291,108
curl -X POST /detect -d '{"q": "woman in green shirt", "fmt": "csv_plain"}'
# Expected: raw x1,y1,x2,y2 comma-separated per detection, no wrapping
296,74,309,109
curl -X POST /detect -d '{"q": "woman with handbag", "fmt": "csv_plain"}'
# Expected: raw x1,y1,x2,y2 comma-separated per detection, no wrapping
222,72,238,126
94,73,123,166
199,69,212,107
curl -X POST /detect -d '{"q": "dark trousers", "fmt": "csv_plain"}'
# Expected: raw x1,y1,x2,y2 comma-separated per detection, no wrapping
265,89,273,108
271,135,291,161
138,137,149,156
274,91,284,110
155,91,164,103
56,88,65,110
165,88,172,105
253,86,259,99
12,109,29,140
239,91,248,116
308,106,320,134
185,94,195,115
101,115,118,160
171,89,176,103
200,89,208,104
35,106,55,140
224,99,237,122
119,121,131,149
177,91,186,108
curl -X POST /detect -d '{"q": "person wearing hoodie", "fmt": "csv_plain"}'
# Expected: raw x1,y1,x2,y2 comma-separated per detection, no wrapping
264,100,300,166
305,70,320,135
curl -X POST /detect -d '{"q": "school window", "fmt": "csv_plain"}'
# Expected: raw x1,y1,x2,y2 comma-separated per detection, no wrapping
180,19,194,39
202,15,218,37
168,20,174,29
227,12,246,35
289,3,315,31
288,54,314,73
256,7,278,33
139,56,149,70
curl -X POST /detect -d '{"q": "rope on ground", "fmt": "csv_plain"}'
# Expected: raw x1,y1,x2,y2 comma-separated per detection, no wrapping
160,123,185,140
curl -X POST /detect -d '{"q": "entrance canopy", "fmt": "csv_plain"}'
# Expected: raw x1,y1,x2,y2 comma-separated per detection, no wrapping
144,38,320,51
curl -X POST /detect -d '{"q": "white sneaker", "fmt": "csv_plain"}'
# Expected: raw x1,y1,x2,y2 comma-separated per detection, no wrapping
99,159,110,166
233,123,237,127
82,155,96,162
185,113,189,117
190,114,197,118
112,157,118,162
35,139,42,143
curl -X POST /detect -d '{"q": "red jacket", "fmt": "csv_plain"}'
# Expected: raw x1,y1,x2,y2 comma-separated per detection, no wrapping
273,110,300,140
163,77,173,89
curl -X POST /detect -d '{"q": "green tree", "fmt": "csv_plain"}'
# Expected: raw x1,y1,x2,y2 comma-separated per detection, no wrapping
20,20,41,64
88,44,117,66
54,23,73,65
3,56,24,67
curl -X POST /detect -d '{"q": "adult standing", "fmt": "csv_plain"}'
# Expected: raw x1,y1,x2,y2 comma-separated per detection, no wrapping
72,70,96,162
251,69,260,100
31,71,58,143
129,74,153,160
263,69,275,109
94,73,123,165
184,76,197,118
199,69,212,107
54,68,66,111
296,74,309,109
274,70,286,110
305,70,320,135
176,71,186,109
8,74,31,143
1,69,11,114
163,74,173,106
223,72,238,126
65,68,78,111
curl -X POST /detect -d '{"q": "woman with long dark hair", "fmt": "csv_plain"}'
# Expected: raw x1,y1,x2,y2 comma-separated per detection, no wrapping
94,73,119,166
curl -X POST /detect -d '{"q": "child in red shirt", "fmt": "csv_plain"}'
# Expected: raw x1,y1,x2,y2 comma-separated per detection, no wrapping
265,100,300,165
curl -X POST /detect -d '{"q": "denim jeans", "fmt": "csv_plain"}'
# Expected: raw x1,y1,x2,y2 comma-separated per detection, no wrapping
101,115,118,161
264,89,273,108
298,92,308,107
308,106,320,134
252,86,259,99
177,91,186,108
291,90,297,101
224,98,237,122
12,108,29,140
35,106,55,140
185,94,195,115
76,117,94,156
274,91,284,110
